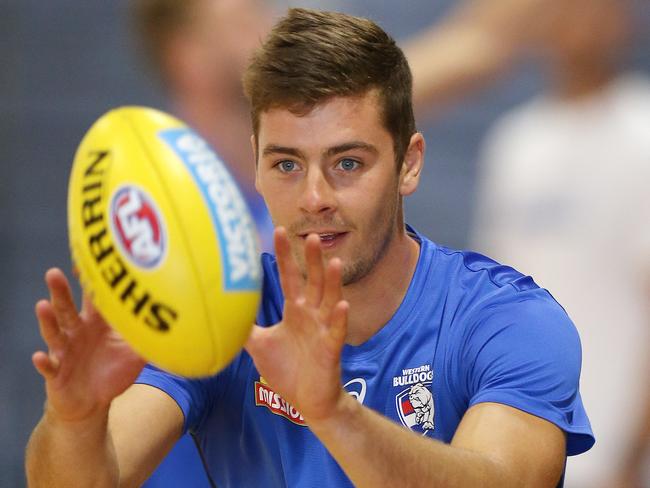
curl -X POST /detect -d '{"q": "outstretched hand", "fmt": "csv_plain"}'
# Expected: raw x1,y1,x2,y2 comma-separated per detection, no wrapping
32,268,146,423
245,227,350,423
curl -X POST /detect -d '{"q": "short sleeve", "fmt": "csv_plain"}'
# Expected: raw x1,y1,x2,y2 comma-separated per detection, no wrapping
136,365,228,434
456,292,595,456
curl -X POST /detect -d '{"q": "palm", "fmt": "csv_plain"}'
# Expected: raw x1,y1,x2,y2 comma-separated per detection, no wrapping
251,302,343,412
34,269,145,422
246,230,349,422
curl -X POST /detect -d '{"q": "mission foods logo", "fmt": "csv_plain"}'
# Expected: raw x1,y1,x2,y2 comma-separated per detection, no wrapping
76,151,178,332
110,185,166,269
253,377,367,426
255,379,306,426
158,128,260,291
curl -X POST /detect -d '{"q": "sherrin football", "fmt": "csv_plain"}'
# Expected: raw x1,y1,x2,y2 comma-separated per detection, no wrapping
67,106,261,377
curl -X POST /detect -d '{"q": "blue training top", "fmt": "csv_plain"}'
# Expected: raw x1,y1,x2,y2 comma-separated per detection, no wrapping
137,228,594,487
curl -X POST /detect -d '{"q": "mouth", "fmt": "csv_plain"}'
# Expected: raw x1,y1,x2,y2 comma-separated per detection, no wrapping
298,231,349,249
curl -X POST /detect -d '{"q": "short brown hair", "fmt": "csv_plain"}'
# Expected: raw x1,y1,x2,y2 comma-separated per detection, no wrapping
243,8,416,166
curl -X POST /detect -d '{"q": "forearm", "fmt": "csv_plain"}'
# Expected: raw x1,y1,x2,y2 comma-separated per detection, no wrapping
405,0,553,112
307,394,512,488
26,408,119,488
406,23,514,110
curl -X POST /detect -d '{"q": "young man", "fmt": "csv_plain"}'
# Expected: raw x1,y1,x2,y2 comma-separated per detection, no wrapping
26,9,593,487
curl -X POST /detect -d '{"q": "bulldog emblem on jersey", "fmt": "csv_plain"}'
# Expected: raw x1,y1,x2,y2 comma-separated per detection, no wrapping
396,382,435,435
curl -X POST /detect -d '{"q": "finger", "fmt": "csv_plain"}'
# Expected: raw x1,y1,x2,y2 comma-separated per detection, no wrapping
319,257,343,323
274,227,302,301
45,268,80,330
327,300,349,351
32,351,60,380
80,291,105,325
280,295,311,336
304,234,325,307
78,291,114,334
35,300,66,351
80,292,95,318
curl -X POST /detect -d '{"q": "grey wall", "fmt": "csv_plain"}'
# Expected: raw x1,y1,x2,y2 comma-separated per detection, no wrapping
1,2,165,485
2,1,648,486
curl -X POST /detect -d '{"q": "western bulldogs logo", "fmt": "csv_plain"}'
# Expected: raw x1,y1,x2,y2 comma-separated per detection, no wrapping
396,382,435,435
110,185,166,269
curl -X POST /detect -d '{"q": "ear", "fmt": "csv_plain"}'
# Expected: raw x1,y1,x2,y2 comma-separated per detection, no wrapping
399,132,425,196
251,134,261,193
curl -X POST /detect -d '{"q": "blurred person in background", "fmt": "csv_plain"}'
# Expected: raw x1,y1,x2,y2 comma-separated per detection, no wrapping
131,1,275,485
133,0,275,254
470,0,650,485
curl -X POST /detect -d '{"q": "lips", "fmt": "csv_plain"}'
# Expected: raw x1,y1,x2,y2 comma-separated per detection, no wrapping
297,230,349,248
299,231,346,241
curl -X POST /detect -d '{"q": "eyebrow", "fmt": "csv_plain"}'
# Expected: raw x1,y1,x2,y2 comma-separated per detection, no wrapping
325,141,378,158
262,145,306,159
262,141,378,159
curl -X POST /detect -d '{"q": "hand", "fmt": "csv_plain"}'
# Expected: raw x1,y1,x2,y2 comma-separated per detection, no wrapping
245,228,350,423
32,268,146,423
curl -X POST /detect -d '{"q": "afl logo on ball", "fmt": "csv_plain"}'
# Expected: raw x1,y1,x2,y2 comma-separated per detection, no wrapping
110,185,167,269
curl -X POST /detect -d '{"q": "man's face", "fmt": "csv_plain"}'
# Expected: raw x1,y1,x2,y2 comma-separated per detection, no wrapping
255,92,405,285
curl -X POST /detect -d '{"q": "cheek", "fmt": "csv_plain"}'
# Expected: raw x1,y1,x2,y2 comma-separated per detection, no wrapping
358,182,398,219
258,184,295,224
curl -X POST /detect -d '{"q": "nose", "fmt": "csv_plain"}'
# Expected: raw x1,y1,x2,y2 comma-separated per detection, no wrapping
298,167,336,215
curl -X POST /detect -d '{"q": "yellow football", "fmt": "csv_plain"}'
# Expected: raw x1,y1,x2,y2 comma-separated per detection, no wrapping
67,106,261,377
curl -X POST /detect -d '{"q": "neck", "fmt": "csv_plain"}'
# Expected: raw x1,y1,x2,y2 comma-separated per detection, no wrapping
342,227,421,346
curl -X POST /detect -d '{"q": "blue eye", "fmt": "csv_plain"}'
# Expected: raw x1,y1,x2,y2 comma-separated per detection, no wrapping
277,160,298,172
337,158,360,171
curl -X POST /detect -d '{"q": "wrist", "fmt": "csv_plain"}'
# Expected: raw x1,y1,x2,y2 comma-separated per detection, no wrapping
44,401,110,436
28,404,118,488
306,389,362,438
